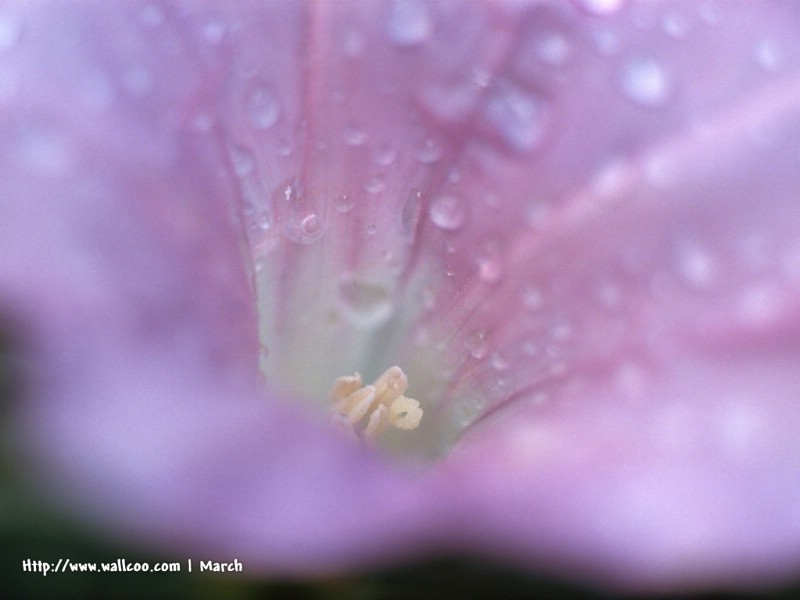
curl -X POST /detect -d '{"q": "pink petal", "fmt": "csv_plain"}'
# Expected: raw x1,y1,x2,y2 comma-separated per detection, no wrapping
1,1,437,574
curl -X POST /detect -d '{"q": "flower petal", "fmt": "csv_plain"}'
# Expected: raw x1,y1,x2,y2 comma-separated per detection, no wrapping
415,0,800,589
2,1,437,573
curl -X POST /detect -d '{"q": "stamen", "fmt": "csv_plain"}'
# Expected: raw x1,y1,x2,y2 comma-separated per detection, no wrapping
329,366,423,444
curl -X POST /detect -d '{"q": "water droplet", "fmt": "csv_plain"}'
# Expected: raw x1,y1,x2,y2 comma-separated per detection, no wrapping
698,2,720,26
335,193,356,214
284,212,323,244
675,243,718,289
387,0,432,47
301,213,320,234
374,144,397,166
429,193,467,231
535,32,572,67
464,331,488,360
595,279,622,311
141,4,165,28
246,81,280,130
230,145,255,177
754,38,783,72
592,157,629,198
478,257,503,285
366,224,377,235
402,190,422,239
521,285,543,310
550,319,572,342
277,139,293,157
252,212,271,231
415,137,444,164
419,80,481,123
490,351,510,371
364,174,386,194
0,12,21,52
617,57,672,108
344,125,368,146
593,28,621,56
521,339,538,357
575,0,625,16
661,11,690,38
735,282,782,328
275,179,324,244
484,82,549,153
202,20,226,45
337,276,395,329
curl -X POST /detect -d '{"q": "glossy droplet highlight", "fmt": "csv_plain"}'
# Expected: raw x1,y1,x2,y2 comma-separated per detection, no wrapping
535,32,572,67
754,38,783,72
576,0,625,15
344,125,368,146
429,193,467,231
246,81,280,130
230,145,255,177
484,82,549,153
464,331,488,360
275,179,324,244
364,174,386,194
387,0,432,47
0,12,21,52
335,193,356,214
337,277,395,329
675,243,718,289
617,57,672,108
415,137,443,164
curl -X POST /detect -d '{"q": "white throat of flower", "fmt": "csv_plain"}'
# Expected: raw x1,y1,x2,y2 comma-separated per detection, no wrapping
329,366,423,445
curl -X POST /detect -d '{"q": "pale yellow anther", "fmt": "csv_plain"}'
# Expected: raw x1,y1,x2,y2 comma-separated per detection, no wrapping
329,366,422,444
330,372,363,401
389,396,423,429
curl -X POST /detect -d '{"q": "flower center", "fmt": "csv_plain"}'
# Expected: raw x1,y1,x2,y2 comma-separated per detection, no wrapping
329,366,423,445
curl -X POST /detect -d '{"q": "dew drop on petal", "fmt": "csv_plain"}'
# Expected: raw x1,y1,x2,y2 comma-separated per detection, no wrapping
230,145,255,177
429,193,467,231
535,32,572,67
276,179,323,244
246,81,280,130
284,212,323,244
734,282,782,329
617,57,672,108
521,285,544,311
490,351,510,371
484,82,550,153
661,11,690,38
464,331,488,360
754,38,783,72
364,174,386,194
478,257,503,285
344,124,368,146
373,144,397,166
0,12,21,52
675,243,718,289
387,0,432,47
402,190,422,239
337,276,395,329
335,193,356,214
202,20,226,45
575,0,625,16
415,136,444,164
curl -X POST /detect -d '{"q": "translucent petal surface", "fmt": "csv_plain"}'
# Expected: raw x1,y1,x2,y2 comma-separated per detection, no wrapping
2,0,800,591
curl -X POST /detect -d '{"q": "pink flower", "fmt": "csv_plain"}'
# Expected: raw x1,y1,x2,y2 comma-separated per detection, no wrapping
3,0,800,592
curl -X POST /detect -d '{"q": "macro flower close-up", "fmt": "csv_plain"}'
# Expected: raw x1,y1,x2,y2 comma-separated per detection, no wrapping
2,0,800,595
